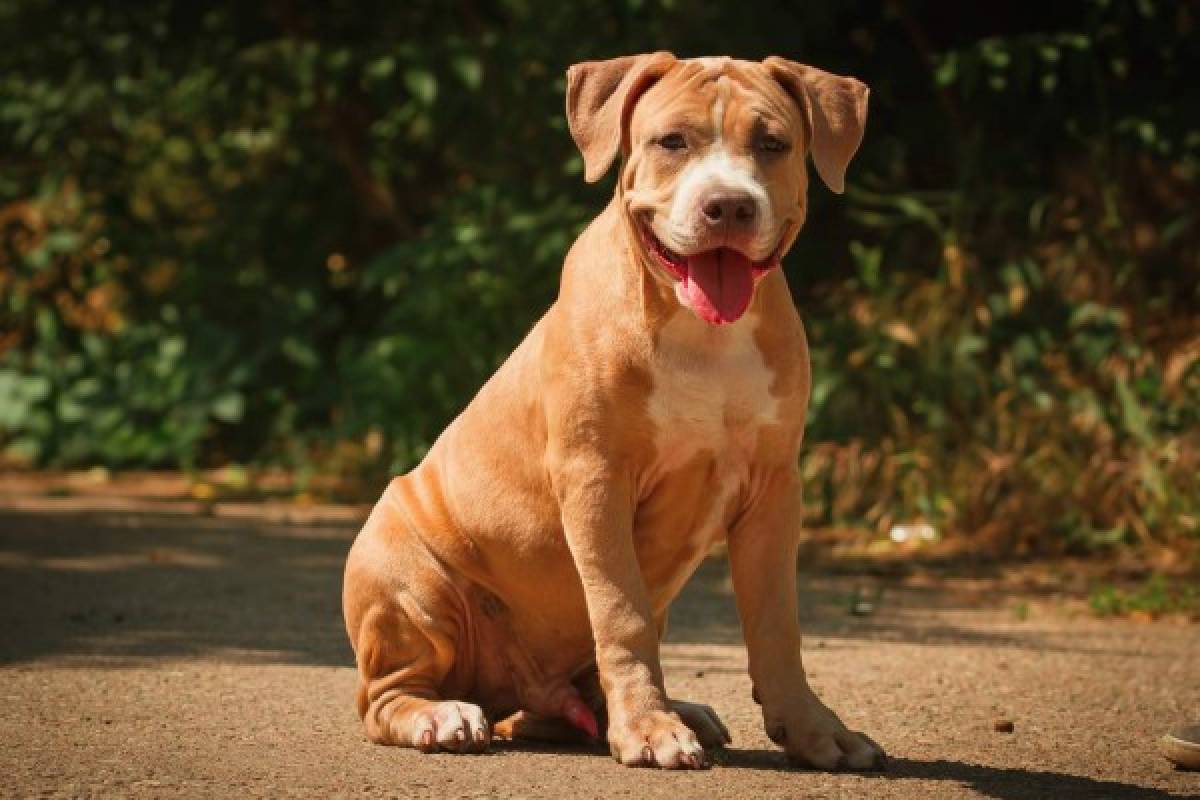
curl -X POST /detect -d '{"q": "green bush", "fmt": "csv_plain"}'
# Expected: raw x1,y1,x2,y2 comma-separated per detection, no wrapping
1089,576,1200,618
1,1,1197,550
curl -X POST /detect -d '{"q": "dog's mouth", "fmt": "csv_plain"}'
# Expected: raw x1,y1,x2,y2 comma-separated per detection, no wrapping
641,225,781,325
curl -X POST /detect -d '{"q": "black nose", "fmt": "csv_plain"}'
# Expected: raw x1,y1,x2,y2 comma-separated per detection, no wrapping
701,192,757,227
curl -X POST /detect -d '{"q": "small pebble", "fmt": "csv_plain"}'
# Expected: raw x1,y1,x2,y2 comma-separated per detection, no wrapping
994,719,1015,733
851,602,875,616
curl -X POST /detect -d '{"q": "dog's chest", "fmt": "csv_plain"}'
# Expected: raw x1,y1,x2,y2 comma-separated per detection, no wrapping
632,314,780,606
644,314,780,478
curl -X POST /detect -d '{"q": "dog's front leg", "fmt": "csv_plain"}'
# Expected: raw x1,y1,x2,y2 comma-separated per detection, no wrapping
552,453,709,769
728,468,887,771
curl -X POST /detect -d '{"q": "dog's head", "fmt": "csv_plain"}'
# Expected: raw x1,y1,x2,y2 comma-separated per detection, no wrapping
566,54,868,325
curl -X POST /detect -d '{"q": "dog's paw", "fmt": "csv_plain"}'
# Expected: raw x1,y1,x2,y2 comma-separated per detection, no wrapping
608,709,709,769
764,693,885,771
670,699,732,748
405,701,491,754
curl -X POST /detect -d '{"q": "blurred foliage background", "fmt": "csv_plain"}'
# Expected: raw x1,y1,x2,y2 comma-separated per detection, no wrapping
1,0,1197,555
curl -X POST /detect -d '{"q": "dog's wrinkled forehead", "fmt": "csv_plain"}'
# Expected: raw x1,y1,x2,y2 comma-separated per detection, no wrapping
628,58,805,150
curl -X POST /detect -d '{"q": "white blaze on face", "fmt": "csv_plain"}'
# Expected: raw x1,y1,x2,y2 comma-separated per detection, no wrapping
660,77,774,258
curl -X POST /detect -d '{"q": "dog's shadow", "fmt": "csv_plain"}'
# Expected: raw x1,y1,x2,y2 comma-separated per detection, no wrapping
494,742,1180,800
723,749,1181,800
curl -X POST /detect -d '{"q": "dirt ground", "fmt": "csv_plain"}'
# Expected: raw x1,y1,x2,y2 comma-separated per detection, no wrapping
1,489,1198,799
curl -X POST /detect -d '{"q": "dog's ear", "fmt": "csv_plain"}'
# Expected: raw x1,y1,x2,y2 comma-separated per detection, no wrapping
763,57,869,194
566,52,677,183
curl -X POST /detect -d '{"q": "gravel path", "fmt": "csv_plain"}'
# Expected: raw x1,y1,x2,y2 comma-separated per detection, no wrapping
1,501,1197,798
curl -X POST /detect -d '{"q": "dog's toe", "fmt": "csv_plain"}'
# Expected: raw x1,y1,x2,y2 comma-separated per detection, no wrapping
671,699,732,748
785,728,886,771
410,701,490,754
837,730,886,771
610,709,710,770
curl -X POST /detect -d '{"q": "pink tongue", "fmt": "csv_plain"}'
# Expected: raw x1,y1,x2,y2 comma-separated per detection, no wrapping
683,248,755,325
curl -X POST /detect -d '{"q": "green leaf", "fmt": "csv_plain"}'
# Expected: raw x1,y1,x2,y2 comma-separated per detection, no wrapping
44,230,80,253
452,56,482,90
211,392,244,423
366,56,395,81
160,336,186,361
1114,376,1151,444
404,69,437,104
934,54,957,87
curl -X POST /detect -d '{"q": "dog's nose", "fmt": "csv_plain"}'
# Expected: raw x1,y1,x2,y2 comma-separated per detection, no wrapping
700,192,757,227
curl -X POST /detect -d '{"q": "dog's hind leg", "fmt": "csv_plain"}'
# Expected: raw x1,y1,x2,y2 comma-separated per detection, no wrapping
347,594,493,753
347,592,492,753
343,502,492,754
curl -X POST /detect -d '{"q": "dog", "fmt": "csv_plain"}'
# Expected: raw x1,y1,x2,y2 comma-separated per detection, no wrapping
342,52,882,771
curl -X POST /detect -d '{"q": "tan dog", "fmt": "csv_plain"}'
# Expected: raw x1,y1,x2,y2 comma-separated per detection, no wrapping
342,53,883,771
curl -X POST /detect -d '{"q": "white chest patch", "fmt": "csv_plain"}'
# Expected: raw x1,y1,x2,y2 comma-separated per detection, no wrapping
645,310,780,478
640,310,779,600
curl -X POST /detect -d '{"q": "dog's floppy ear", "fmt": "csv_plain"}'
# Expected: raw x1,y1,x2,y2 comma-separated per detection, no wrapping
566,52,677,183
763,57,869,194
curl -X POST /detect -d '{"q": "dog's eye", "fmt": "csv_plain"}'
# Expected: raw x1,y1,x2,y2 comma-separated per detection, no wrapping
657,133,687,151
758,135,790,154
